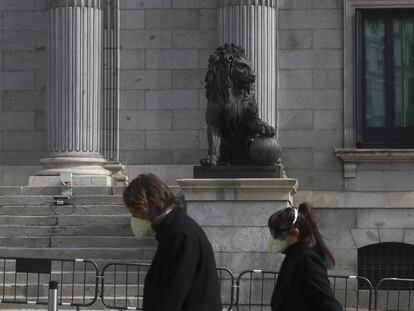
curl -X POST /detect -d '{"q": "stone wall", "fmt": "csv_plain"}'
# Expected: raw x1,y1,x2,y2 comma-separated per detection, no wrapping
277,0,344,191
189,201,285,274
0,0,46,168
118,0,217,165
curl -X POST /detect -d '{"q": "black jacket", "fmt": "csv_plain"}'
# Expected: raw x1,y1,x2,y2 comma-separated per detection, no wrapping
142,209,222,311
271,242,343,311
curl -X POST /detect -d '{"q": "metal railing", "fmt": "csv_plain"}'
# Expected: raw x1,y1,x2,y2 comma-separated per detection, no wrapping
100,263,235,311
374,278,414,311
217,267,235,311
328,275,373,311
100,262,150,310
0,257,99,310
1,256,412,311
234,270,373,311
234,269,278,311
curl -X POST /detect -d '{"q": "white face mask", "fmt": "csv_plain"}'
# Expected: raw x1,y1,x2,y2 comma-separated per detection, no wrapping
130,217,155,240
269,238,289,253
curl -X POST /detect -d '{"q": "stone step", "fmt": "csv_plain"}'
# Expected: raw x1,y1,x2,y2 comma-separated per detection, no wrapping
0,258,151,272
1,271,148,283
0,196,55,206
0,247,156,260
0,216,57,226
0,298,141,311
56,215,129,226
0,300,141,311
0,283,143,293
0,205,129,216
0,237,50,247
0,196,124,207
0,186,125,196
50,236,153,248
0,236,153,248
0,186,182,196
0,224,132,236
0,215,132,226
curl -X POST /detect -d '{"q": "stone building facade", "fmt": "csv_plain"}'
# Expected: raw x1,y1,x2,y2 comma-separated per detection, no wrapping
0,0,413,278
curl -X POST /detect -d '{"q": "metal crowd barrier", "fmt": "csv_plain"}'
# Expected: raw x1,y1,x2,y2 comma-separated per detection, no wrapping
4,256,409,311
234,269,278,311
217,267,235,311
374,278,414,311
100,262,150,310
234,270,373,311
100,263,235,311
0,257,99,310
328,275,373,311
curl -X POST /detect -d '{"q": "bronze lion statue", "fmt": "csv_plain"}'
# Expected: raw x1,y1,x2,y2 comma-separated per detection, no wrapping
200,44,276,166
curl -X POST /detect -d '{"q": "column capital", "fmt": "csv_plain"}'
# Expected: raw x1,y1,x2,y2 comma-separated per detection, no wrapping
47,0,103,9
219,0,277,8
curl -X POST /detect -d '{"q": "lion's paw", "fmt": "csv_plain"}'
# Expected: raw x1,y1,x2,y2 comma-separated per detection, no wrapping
200,155,218,166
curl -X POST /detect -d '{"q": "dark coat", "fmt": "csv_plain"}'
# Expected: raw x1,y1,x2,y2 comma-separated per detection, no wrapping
142,209,222,311
271,242,343,311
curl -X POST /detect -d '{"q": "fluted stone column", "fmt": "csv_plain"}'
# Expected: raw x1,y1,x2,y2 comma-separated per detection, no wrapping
102,0,127,183
219,0,277,129
37,0,111,177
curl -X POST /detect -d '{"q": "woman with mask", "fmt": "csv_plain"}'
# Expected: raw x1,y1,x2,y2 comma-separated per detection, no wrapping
123,173,222,311
268,202,343,311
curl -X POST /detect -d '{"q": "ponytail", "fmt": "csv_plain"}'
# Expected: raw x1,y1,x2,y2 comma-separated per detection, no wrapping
298,202,335,268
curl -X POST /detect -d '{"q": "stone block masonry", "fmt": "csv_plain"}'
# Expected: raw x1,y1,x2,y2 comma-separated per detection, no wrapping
277,1,345,191
119,2,217,166
0,1,46,167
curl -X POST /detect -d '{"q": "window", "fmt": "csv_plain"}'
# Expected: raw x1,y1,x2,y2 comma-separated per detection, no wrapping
356,9,414,147
358,242,414,290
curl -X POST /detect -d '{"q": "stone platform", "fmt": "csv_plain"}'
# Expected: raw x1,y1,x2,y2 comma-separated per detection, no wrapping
177,178,298,273
193,165,282,178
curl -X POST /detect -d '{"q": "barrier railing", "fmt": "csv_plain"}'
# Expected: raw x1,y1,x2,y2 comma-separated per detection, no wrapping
328,275,373,311
0,257,99,309
234,270,373,311
234,269,278,311
217,267,235,311
100,263,235,311
100,262,150,310
3,255,410,311
374,278,414,311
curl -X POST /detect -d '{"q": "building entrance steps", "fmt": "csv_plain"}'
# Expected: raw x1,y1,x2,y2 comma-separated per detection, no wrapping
0,186,157,267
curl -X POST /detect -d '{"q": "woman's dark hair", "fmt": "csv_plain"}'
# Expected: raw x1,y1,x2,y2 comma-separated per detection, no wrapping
268,202,335,268
123,174,178,216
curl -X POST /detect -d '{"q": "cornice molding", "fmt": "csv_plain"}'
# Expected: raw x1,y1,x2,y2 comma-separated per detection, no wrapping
335,148,414,178
335,148,414,162
344,0,414,8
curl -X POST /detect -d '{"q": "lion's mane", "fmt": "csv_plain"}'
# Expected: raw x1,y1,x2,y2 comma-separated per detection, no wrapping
205,43,248,105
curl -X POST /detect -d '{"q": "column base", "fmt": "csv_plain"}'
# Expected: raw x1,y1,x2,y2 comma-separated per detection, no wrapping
28,175,114,187
31,155,115,186
36,155,112,176
104,162,129,186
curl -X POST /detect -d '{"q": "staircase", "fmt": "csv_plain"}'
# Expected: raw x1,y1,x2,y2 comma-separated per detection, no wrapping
0,186,157,310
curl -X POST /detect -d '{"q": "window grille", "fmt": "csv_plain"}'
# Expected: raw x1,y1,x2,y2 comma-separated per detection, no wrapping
358,242,414,290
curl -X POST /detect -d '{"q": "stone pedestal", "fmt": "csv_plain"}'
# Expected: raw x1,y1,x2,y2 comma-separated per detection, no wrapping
193,165,282,178
177,178,298,273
